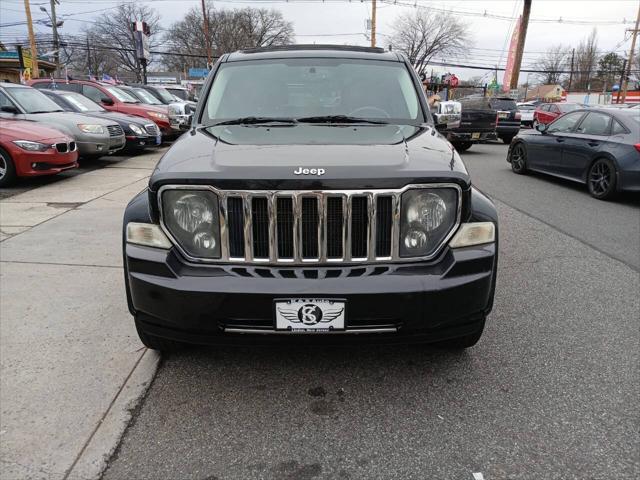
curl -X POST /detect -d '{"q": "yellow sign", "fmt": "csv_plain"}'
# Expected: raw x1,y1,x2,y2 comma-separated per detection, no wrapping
22,49,33,69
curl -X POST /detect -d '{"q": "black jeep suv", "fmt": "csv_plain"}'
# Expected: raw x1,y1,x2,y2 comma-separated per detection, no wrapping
123,45,499,351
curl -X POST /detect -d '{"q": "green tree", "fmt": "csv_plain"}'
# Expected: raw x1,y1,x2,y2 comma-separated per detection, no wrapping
597,52,625,89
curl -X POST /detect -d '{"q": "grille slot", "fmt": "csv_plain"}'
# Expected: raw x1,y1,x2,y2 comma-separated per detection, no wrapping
227,197,245,258
376,196,392,257
301,197,319,258
144,124,159,136
54,142,68,153
160,186,461,265
326,197,343,258
106,125,124,137
251,197,269,258
276,197,294,258
350,196,368,258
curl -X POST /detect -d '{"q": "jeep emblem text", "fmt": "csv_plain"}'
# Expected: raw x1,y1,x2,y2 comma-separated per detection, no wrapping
294,167,325,176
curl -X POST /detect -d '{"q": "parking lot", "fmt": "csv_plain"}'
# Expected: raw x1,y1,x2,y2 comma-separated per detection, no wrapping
1,142,638,480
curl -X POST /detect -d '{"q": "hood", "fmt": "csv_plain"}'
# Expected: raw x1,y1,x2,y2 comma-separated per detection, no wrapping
150,124,469,191
81,110,152,125
0,119,71,143
25,111,119,127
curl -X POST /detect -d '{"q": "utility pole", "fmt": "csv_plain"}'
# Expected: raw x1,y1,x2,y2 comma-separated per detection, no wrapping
616,59,627,104
201,0,212,68
568,48,575,91
620,2,640,103
509,0,532,90
23,0,40,78
50,0,60,76
371,0,377,48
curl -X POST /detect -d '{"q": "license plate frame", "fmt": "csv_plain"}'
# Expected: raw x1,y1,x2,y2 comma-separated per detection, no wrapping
471,132,481,140
274,298,346,332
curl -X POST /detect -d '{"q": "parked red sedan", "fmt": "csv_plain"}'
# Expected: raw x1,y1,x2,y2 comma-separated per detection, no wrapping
28,79,173,137
533,102,586,128
0,120,78,186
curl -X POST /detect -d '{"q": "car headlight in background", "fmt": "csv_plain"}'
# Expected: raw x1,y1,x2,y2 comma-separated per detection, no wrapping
12,140,50,152
129,123,145,136
162,189,220,258
147,111,169,121
77,124,105,134
400,188,458,257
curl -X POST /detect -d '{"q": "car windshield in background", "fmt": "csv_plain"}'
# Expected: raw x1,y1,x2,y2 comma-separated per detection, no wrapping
518,105,535,111
203,58,423,125
61,92,104,112
490,98,517,110
153,87,176,103
132,88,163,105
6,87,63,113
105,86,139,103
558,103,584,112
459,97,493,110
166,88,188,100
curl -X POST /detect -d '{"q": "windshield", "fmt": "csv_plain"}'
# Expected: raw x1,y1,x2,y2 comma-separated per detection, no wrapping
6,87,63,113
559,103,584,112
152,87,176,104
202,58,423,125
61,92,104,112
132,88,163,105
166,88,187,100
105,86,139,103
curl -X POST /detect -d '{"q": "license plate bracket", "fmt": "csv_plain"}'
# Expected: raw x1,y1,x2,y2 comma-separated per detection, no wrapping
274,298,346,332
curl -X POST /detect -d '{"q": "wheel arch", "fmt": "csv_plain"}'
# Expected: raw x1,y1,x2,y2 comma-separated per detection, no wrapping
583,152,619,185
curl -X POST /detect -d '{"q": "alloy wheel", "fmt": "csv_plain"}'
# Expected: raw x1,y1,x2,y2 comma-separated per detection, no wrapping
510,144,526,173
0,153,7,180
589,161,613,197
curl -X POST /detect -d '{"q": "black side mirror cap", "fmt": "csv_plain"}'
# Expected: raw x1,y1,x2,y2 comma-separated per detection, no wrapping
101,97,114,106
0,105,19,114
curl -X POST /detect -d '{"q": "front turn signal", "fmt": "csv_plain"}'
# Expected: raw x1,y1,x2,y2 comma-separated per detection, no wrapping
449,222,495,248
126,222,172,249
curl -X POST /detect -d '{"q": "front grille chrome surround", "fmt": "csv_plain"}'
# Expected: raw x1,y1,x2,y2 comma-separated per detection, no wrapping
157,184,462,265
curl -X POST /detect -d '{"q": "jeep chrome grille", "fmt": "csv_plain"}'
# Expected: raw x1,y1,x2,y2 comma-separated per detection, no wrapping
158,185,462,265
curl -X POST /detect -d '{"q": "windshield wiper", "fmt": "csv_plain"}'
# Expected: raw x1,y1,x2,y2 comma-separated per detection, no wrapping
296,115,388,125
30,109,63,113
209,116,298,126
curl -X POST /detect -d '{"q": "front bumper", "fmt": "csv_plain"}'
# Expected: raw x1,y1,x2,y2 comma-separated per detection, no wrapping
13,149,78,177
76,133,125,156
125,242,497,345
125,135,162,150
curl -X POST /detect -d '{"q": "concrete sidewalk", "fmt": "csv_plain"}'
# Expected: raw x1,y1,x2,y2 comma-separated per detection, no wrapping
0,150,166,480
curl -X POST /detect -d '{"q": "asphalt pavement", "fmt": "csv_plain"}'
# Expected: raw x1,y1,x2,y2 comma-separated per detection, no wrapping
102,142,640,480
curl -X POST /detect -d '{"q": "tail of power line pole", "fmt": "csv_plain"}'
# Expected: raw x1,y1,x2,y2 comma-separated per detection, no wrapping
371,0,377,48
509,0,532,91
620,3,640,103
23,0,40,78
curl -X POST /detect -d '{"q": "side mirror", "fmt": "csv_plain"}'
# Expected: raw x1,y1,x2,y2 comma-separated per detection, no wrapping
536,123,547,133
0,105,19,114
179,115,193,131
185,103,196,115
101,97,114,106
433,101,462,131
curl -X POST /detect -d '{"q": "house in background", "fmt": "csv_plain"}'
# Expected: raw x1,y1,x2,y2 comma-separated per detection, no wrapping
0,43,56,84
524,84,566,102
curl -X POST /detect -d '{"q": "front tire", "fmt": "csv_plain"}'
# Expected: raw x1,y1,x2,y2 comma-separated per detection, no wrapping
135,317,184,352
453,141,473,152
0,147,17,187
509,142,528,174
587,158,617,200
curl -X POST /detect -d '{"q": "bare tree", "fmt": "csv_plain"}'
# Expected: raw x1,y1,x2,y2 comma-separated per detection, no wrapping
162,2,293,72
78,4,161,81
534,44,568,85
390,9,470,76
573,28,599,91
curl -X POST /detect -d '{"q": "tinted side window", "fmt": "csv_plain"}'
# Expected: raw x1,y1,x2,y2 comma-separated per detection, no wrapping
611,119,627,135
576,112,612,136
547,111,584,133
31,82,53,90
549,105,560,113
56,83,81,93
82,85,104,103
541,105,550,112
0,90,17,109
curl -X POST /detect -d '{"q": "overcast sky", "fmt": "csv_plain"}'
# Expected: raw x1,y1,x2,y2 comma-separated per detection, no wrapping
1,0,638,81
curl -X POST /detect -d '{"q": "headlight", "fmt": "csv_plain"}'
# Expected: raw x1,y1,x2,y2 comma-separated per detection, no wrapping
162,189,220,258
400,188,458,257
78,124,105,134
12,140,50,152
129,124,145,135
167,104,182,115
148,111,168,121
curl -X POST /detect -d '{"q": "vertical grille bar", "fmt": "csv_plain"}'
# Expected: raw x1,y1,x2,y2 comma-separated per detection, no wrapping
376,196,393,257
351,196,368,258
391,193,401,259
226,196,244,258
251,197,270,259
294,194,302,262
318,194,326,262
367,193,376,261
301,197,319,258
276,197,294,259
268,195,277,263
326,197,344,259
345,195,352,262
243,195,253,262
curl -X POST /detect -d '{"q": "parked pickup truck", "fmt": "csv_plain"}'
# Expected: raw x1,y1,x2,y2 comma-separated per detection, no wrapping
446,96,497,152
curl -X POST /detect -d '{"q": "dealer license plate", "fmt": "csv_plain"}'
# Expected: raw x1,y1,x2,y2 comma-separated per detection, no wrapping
471,132,481,140
155,135,162,145
275,298,346,332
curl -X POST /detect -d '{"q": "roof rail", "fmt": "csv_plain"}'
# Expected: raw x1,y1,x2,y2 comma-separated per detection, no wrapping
240,44,386,54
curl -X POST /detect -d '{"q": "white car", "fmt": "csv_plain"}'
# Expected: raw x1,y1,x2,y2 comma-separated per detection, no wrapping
516,102,536,127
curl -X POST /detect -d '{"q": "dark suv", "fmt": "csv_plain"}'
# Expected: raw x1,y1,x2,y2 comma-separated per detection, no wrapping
489,96,521,144
123,45,499,352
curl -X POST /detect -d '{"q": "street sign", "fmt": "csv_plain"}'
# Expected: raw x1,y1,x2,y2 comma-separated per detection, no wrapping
188,68,209,78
